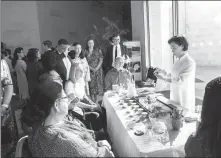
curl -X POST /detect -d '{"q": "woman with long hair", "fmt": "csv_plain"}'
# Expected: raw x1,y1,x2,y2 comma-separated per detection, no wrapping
85,37,104,102
185,76,221,157
12,47,29,104
20,80,114,157
68,43,91,96
26,48,44,95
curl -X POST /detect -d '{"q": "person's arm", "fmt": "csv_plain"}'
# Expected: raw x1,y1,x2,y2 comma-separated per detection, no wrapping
76,102,95,110
84,58,91,82
83,95,95,105
21,60,27,72
95,49,103,71
168,61,196,85
2,84,13,106
1,60,13,113
104,72,113,92
64,81,80,109
89,66,96,72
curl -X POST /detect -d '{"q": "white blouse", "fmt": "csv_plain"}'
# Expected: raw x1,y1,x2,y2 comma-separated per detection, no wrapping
170,53,196,112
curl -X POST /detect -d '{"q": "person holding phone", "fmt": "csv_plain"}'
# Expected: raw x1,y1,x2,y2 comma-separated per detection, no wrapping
154,36,196,113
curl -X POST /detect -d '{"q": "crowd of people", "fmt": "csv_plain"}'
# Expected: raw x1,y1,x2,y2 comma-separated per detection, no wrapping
1,34,221,157
1,33,133,157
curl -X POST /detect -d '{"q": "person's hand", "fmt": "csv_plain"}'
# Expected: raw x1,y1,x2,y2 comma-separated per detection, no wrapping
68,93,76,101
98,140,111,150
155,74,165,81
90,104,97,111
94,67,99,72
90,67,96,72
1,104,8,116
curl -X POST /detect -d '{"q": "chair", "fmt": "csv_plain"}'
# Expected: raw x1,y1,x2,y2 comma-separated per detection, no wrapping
15,135,32,157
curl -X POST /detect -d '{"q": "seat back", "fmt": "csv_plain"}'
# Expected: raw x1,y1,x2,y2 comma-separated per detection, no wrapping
15,135,32,157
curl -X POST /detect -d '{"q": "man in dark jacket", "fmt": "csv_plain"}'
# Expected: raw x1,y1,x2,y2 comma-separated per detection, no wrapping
103,33,128,75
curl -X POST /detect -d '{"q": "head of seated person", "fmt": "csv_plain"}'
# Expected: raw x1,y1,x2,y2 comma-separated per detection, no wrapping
104,57,131,91
20,80,114,157
40,49,62,84
114,56,125,71
185,76,221,157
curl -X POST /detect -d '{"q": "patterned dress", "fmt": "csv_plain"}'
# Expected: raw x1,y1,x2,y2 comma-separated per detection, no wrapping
85,49,104,96
1,59,18,157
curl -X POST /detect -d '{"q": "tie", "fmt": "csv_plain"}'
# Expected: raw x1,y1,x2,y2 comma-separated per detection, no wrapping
115,46,117,58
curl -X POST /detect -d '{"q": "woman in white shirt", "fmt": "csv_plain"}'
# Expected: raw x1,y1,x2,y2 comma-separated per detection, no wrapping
68,43,91,96
155,36,196,112
65,63,104,130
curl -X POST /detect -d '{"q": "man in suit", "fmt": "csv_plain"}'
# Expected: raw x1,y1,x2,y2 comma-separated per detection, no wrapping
55,39,72,84
103,33,128,75
40,40,53,62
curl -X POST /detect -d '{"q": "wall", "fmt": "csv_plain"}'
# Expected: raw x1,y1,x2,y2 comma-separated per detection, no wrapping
131,1,149,80
1,1,131,53
1,1,41,54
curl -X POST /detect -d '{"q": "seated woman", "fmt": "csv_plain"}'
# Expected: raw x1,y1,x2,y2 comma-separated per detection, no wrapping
185,76,221,157
20,80,114,157
36,50,95,128
65,63,105,131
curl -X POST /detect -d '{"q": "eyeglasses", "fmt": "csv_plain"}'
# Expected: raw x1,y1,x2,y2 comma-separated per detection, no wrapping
56,96,71,104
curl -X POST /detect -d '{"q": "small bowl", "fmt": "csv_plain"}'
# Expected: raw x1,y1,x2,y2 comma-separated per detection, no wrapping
137,108,143,114
128,114,133,118
126,110,130,114
133,105,139,110
122,103,127,108
128,100,134,103
130,102,137,105
141,112,148,117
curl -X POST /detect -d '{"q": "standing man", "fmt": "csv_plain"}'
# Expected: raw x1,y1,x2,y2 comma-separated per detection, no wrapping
55,39,72,84
103,33,128,75
42,40,53,53
41,40,53,62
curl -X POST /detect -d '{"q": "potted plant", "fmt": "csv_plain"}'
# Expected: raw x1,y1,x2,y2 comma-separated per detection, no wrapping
85,17,130,55
171,108,184,131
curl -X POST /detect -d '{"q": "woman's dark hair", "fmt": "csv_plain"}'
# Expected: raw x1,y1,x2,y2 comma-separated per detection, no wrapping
27,48,39,62
20,81,63,127
5,49,11,55
12,47,23,68
85,37,98,56
72,42,78,46
168,36,189,51
1,50,8,59
41,49,58,71
68,43,85,59
197,76,221,157
58,39,68,45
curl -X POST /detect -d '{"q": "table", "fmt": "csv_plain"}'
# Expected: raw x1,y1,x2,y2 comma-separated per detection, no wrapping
102,90,197,157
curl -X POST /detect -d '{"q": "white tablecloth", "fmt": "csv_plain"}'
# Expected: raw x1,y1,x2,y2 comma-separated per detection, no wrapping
102,92,197,157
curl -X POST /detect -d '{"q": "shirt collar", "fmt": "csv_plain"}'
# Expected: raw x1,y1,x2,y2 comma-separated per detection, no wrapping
179,53,188,61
